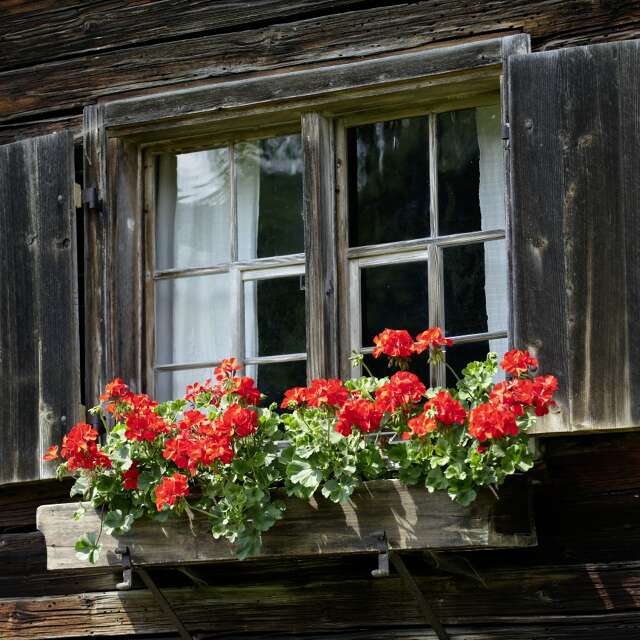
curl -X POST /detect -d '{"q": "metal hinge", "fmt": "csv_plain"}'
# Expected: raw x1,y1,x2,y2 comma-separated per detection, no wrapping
502,122,510,140
82,185,102,211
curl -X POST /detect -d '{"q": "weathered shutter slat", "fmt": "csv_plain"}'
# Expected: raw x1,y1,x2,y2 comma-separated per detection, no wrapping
0,131,81,482
509,39,640,434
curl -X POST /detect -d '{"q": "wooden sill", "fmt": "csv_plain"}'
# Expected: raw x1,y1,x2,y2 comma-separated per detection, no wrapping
36,476,535,571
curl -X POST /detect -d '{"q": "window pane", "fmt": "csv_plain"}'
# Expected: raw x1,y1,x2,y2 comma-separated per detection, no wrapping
155,273,231,365
360,261,428,348
445,339,508,388
244,275,306,357
348,117,430,247
237,135,304,260
156,149,230,270
156,367,214,403
247,360,307,407
437,105,504,236
443,240,507,337
362,352,429,382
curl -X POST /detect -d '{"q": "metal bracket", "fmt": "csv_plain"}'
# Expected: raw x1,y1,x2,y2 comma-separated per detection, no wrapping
82,185,102,212
115,546,194,640
370,533,450,640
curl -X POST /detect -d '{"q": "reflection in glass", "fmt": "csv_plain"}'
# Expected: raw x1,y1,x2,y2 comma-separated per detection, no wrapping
247,360,307,407
437,105,504,235
244,276,306,358
348,117,429,247
156,148,230,269
156,367,213,403
361,261,428,347
444,239,507,337
237,135,304,260
155,273,231,365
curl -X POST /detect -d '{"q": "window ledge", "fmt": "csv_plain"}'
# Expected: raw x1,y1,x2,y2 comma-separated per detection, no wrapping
37,476,535,571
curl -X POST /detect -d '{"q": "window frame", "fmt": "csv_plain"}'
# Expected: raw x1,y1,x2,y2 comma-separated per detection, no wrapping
83,34,530,404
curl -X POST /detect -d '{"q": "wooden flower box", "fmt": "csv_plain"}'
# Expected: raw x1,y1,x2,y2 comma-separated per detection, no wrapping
37,476,535,571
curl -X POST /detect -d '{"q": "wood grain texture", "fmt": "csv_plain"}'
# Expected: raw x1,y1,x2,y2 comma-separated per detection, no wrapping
1,2,639,124
0,130,81,484
303,112,339,379
37,478,534,570
1,561,639,638
509,39,640,434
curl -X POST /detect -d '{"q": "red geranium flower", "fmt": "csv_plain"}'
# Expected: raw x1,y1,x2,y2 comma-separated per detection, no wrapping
335,398,383,436
60,422,112,471
414,327,453,353
404,412,438,439
374,371,426,414
468,402,519,442
306,378,350,408
222,403,258,438
281,386,308,409
425,390,466,425
214,357,241,381
184,379,213,403
155,472,189,511
372,329,415,359
500,349,538,377
531,374,558,416
231,376,261,405
122,462,140,490
100,377,131,402
42,445,59,461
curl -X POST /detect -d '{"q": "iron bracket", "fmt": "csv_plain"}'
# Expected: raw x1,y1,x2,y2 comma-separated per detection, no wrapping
82,185,102,212
370,533,450,640
115,546,194,640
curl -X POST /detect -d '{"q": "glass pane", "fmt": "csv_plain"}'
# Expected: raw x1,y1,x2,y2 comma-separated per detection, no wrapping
443,240,507,337
360,261,428,348
156,148,230,270
445,339,508,388
437,105,505,236
156,367,214,403
244,275,306,357
155,273,231,365
248,360,307,407
237,135,304,260
348,117,429,247
362,352,429,382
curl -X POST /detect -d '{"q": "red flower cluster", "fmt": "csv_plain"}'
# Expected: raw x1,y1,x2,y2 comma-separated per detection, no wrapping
500,349,538,377
372,329,415,359
184,379,214,404
490,375,558,417
231,376,261,405
468,402,519,442
374,372,426,414
425,391,467,425
215,357,241,381
281,379,350,409
124,393,169,442
122,461,140,490
222,403,258,438
54,422,112,471
335,398,383,436
414,328,453,353
405,413,438,438
155,472,189,511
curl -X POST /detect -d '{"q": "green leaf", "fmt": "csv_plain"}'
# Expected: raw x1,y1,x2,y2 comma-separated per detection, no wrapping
70,475,90,498
75,532,102,564
321,478,357,503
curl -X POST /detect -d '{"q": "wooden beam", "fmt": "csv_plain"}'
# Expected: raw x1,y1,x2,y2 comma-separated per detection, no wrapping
2,562,639,638
303,112,338,379
37,478,535,571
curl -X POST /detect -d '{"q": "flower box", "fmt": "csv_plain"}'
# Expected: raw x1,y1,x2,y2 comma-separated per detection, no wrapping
37,476,534,571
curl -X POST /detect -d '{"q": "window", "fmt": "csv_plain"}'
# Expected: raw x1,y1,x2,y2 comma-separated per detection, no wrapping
345,105,508,388
150,133,307,401
148,103,507,402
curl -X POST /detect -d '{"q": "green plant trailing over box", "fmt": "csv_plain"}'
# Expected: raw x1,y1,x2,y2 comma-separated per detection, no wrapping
44,327,557,562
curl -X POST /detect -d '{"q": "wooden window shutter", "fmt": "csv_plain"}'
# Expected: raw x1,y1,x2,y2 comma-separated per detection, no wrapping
508,39,640,434
0,130,82,483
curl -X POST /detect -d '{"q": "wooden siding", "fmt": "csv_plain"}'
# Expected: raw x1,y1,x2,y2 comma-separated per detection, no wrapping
1,2,640,143
509,39,640,434
0,131,81,483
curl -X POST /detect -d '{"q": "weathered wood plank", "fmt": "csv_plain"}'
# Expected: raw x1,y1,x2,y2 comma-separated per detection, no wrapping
0,1,381,72
0,479,73,530
303,112,339,379
509,39,640,434
37,478,534,570
1,1,639,124
0,131,81,484
2,562,639,638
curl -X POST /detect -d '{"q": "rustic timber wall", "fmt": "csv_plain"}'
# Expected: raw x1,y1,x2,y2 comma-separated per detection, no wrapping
2,1,640,638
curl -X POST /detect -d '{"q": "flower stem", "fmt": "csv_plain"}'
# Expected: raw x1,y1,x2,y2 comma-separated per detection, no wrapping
444,361,461,383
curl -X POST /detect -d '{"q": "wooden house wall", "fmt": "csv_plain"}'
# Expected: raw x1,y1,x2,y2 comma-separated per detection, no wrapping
1,1,640,638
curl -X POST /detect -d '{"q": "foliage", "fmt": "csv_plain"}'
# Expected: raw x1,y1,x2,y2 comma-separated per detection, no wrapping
43,327,557,562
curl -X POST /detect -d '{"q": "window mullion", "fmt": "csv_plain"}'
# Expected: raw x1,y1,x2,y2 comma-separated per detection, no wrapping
230,266,245,375
428,113,446,387
301,112,338,380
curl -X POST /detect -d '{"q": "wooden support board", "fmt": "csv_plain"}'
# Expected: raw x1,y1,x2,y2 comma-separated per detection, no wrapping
37,478,535,571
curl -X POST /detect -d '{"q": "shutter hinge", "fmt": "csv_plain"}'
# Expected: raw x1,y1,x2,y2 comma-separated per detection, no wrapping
82,185,102,212
501,123,510,140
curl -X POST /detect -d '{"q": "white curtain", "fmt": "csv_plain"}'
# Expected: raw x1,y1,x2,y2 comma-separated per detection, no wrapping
476,105,509,374
155,150,243,399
